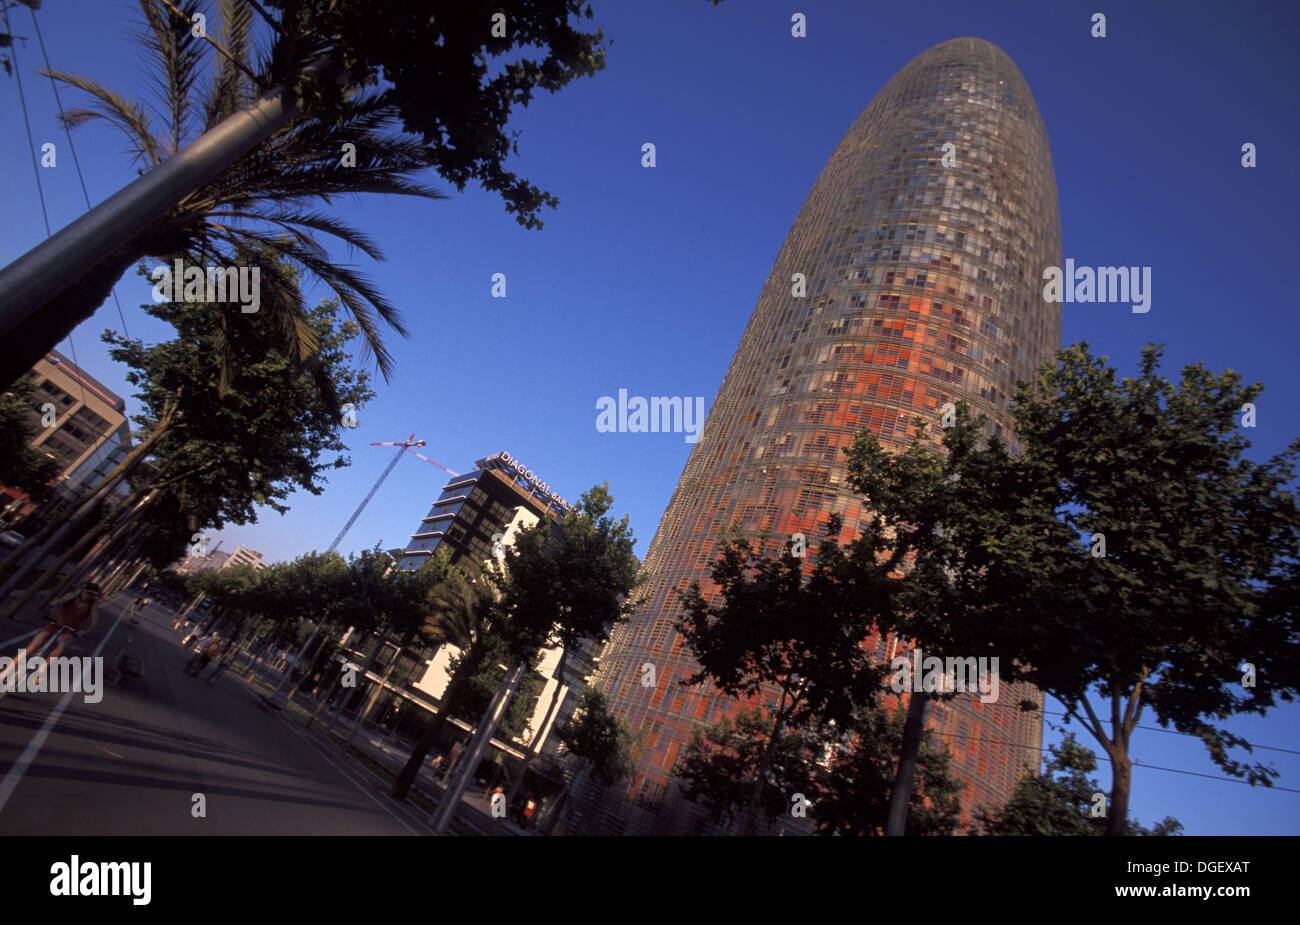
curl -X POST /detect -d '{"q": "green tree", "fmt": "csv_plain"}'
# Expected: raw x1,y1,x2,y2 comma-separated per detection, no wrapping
323,548,451,736
0,266,373,611
676,519,887,835
546,687,633,832
812,702,962,836
985,343,1300,835
494,483,640,802
677,708,814,835
557,690,634,786
975,733,1182,836
451,649,544,742
3,0,620,385
841,400,1038,835
390,563,501,800
0,291,371,619
0,378,61,504
262,0,608,229
392,484,640,808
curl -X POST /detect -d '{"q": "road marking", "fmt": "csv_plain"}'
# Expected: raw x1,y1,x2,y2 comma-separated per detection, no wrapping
0,611,123,816
0,629,37,650
275,717,428,836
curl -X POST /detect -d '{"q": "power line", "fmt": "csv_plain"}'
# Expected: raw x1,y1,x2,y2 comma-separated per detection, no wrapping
4,4,87,410
959,693,1300,757
30,5,131,339
927,727,1300,795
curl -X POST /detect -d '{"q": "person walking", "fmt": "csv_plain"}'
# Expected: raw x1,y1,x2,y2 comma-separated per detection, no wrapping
186,634,222,676
205,642,237,685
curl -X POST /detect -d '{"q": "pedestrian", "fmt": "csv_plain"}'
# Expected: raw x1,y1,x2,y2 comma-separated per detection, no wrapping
206,644,236,685
442,740,464,782
187,635,221,676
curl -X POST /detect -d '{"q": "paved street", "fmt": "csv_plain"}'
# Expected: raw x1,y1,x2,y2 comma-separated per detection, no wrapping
0,594,430,835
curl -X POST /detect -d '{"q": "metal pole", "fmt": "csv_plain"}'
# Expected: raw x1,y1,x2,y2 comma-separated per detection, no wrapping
431,661,525,834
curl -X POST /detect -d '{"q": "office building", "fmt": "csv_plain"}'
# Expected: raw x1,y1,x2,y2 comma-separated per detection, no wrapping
581,37,1062,834
1,350,132,523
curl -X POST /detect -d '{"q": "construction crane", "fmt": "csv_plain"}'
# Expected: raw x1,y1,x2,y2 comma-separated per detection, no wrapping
327,435,458,554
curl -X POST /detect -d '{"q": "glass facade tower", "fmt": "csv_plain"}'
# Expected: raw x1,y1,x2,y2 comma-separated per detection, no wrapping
578,38,1063,835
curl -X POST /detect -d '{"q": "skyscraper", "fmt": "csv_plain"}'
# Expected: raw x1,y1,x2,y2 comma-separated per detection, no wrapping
578,38,1062,835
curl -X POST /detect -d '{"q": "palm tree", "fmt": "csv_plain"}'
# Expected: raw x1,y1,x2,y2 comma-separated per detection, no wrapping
19,0,442,388
390,564,500,801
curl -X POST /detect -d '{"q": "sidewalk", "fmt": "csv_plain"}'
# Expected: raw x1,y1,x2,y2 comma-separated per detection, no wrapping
213,647,527,836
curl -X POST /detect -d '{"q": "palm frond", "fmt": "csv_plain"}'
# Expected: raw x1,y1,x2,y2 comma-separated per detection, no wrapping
204,225,405,382
207,209,386,262
203,0,257,129
423,571,495,651
41,71,166,168
135,0,204,154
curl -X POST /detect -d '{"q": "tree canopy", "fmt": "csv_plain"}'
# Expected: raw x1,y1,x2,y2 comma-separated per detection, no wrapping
262,0,609,229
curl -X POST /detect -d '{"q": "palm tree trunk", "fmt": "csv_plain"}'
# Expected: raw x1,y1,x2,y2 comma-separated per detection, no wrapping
431,661,526,834
0,245,141,387
0,52,339,386
107,559,148,598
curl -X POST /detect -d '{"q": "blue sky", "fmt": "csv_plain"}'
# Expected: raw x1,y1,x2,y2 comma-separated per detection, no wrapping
2,0,1298,834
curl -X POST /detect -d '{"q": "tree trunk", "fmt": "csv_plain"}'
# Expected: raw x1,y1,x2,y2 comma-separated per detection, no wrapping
306,643,344,730
282,625,337,706
391,644,483,801
107,559,147,598
885,690,929,836
1106,747,1132,836
46,495,157,601
246,634,273,680
343,642,403,748
97,548,140,596
0,411,172,607
323,627,390,736
2,511,124,620
743,690,789,836
177,592,206,625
